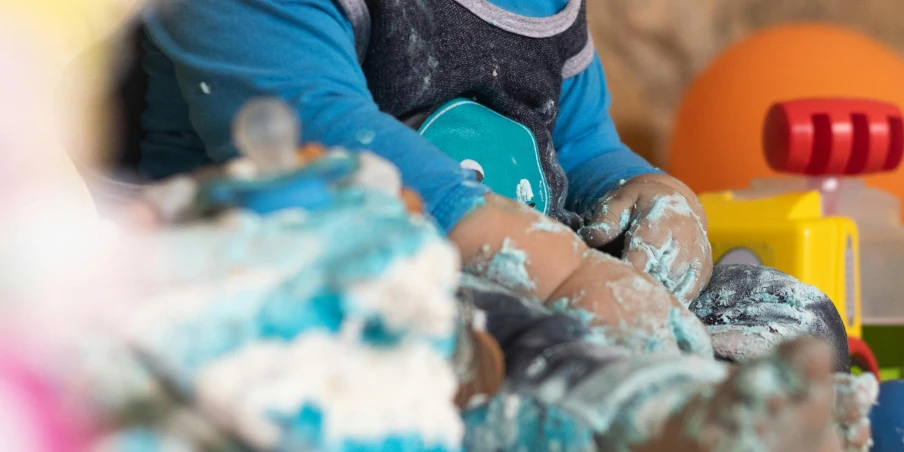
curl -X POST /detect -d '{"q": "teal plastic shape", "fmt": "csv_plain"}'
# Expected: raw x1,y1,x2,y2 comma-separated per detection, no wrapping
418,98,550,214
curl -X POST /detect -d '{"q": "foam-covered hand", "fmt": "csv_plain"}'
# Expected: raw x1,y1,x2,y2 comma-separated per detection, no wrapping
579,173,713,306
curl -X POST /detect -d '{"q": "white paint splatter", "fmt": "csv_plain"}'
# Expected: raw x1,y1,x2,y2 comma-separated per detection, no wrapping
516,179,533,204
199,82,211,95
541,99,556,115
528,216,571,235
347,241,459,338
460,159,484,181
195,334,463,449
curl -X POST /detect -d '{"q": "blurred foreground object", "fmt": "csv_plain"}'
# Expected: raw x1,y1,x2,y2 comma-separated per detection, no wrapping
106,118,466,450
668,23,904,221
869,379,904,452
0,0,147,450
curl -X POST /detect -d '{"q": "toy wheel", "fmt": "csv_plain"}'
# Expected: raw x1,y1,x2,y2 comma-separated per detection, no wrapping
849,337,881,379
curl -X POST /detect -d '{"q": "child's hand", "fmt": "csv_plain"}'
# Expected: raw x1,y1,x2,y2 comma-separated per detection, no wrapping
549,249,714,357
579,173,713,306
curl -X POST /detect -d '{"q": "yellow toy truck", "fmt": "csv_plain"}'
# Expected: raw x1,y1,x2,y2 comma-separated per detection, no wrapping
700,190,876,373
700,98,904,378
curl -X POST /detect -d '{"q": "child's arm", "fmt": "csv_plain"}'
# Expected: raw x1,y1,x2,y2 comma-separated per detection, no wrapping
145,0,710,355
553,53,712,305
142,0,489,234
452,194,713,357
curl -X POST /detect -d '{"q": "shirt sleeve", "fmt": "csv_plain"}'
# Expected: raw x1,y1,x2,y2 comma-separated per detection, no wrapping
141,0,488,234
553,53,662,215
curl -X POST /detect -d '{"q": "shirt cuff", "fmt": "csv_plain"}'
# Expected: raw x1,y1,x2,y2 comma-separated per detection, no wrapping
427,181,491,235
566,152,664,215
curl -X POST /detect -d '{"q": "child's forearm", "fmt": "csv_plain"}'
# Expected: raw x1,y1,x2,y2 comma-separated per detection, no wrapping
449,194,665,307
450,194,713,356
448,194,588,302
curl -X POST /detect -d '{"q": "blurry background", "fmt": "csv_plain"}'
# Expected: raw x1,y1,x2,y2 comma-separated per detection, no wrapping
588,0,904,166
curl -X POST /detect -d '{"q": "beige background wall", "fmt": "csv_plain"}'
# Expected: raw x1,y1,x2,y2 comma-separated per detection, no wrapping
587,0,904,166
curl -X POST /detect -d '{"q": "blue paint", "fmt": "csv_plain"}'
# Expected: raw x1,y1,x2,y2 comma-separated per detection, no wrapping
478,238,536,293
277,405,326,451
546,297,616,349
151,289,265,388
275,404,460,452
361,318,404,347
229,177,333,215
548,295,601,329
140,156,457,399
569,309,599,329
549,297,571,313
668,307,713,357
258,290,344,341
97,429,190,452
462,392,595,452
200,153,359,215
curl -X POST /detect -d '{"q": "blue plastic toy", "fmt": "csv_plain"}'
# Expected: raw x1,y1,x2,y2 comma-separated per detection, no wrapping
199,154,359,215
870,379,904,451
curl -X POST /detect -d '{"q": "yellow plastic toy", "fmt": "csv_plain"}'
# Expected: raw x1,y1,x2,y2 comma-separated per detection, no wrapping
695,96,904,377
701,191,861,338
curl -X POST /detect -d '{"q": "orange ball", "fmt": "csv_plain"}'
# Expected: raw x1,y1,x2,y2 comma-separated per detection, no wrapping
667,23,904,221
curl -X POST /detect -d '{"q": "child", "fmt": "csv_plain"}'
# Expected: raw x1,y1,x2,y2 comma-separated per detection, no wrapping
130,141,874,452
136,0,854,367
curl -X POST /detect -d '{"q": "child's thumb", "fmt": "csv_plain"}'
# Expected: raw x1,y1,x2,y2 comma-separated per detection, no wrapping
578,194,635,248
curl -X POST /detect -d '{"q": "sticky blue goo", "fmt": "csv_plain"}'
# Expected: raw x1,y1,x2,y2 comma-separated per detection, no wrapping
466,238,536,293
142,188,449,390
276,405,457,452
462,392,595,452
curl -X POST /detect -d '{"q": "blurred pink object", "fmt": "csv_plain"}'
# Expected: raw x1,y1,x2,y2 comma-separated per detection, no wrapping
0,7,144,452
0,347,87,452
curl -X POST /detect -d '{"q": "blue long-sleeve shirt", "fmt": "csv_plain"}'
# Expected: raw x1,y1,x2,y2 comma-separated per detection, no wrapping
140,0,659,233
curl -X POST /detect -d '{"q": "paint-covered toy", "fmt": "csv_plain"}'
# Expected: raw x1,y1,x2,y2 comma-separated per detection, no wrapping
700,98,904,378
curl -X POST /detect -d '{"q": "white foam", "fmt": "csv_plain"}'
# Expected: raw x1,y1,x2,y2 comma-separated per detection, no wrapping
351,151,403,197
347,241,460,339
121,268,284,345
195,334,464,449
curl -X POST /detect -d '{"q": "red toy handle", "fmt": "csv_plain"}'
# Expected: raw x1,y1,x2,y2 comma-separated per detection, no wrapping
848,337,881,381
763,98,904,176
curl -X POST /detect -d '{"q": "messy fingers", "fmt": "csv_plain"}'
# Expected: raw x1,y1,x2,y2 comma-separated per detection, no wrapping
578,188,637,248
